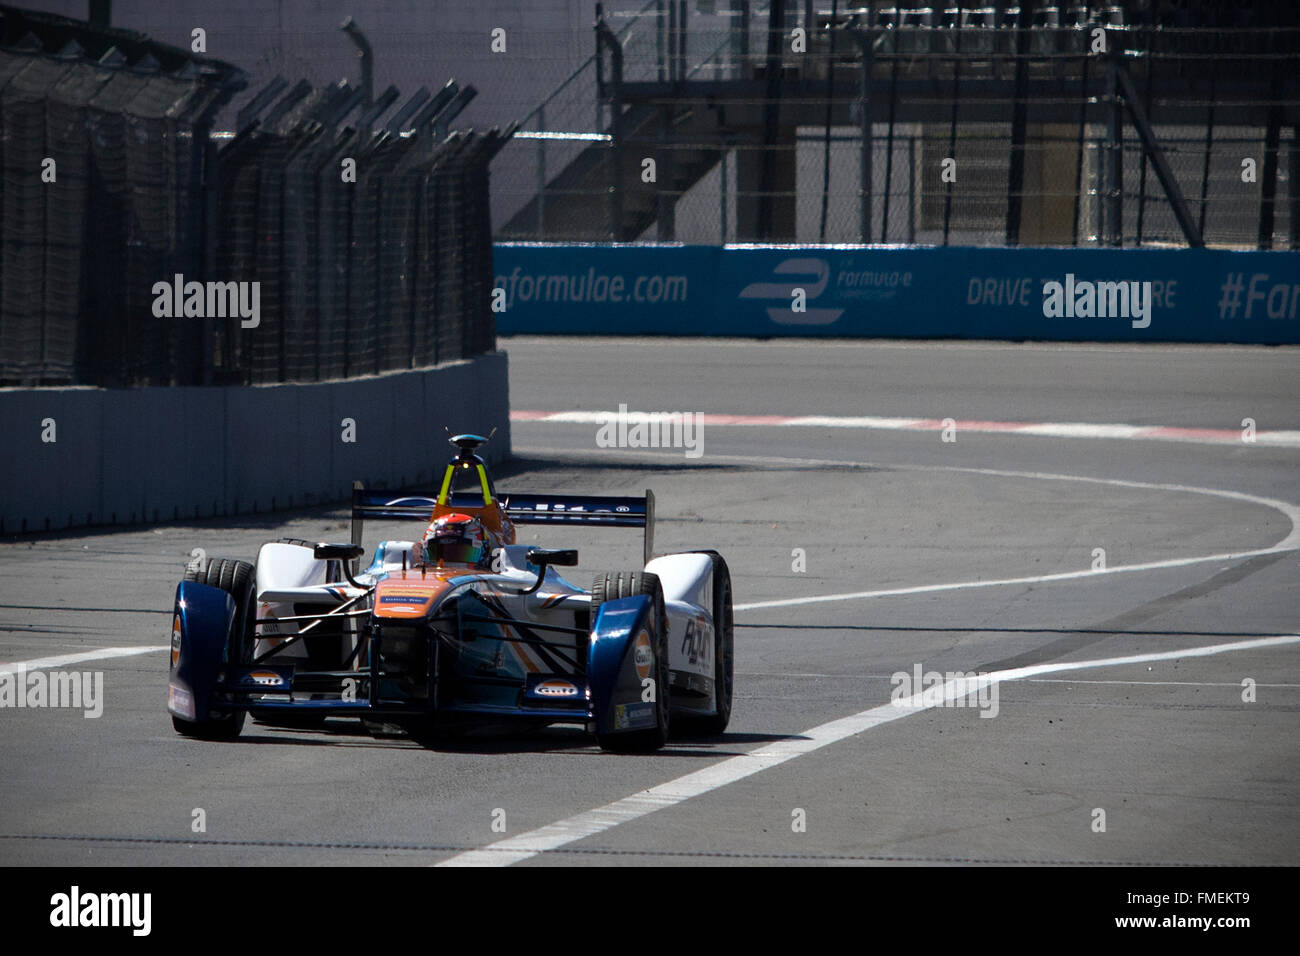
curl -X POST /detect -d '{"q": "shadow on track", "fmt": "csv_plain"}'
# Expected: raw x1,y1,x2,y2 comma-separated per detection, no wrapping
224,719,805,757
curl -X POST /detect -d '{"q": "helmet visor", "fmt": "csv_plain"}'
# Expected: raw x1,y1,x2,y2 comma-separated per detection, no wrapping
430,540,484,565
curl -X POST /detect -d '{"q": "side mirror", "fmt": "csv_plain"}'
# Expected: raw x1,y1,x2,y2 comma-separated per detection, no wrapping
527,548,578,567
521,548,578,594
313,542,365,562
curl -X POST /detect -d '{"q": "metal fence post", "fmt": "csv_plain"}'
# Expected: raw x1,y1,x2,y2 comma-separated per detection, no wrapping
536,105,546,238
597,15,625,240
201,134,219,385
1198,58,1218,242
658,0,666,81
720,143,729,241
1073,46,1089,246
1006,0,1033,246
1291,129,1300,250
1259,77,1283,250
943,3,965,247
854,28,874,242
880,20,898,243
1105,43,1123,247
907,134,916,243
657,105,675,240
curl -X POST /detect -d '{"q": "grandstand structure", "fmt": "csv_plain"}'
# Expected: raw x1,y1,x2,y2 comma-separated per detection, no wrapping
495,1,1300,249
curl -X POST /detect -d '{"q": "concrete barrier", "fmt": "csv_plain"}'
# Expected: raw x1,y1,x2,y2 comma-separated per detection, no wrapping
1,351,511,534
493,243,1300,344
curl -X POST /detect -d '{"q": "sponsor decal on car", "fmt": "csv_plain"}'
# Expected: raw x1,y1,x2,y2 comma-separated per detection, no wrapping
614,700,656,730
533,678,580,698
679,616,712,669
380,595,431,605
633,628,653,680
168,684,195,720
239,670,286,688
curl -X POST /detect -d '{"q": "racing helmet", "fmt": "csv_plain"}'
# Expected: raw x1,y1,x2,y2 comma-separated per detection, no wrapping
422,513,490,567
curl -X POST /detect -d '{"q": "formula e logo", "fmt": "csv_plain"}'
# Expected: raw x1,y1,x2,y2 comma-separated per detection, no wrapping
739,258,844,326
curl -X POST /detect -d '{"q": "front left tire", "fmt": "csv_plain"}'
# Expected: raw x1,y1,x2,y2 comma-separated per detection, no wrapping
171,558,254,739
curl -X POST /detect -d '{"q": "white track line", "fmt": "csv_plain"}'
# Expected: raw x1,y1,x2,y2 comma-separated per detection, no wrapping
516,447,1300,613
1024,678,1300,688
740,673,1300,689
735,551,1286,612
0,646,168,675
513,410,1300,448
736,463,1300,611
438,633,1300,866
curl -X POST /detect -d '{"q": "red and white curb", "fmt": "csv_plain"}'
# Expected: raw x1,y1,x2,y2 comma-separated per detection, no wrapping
512,410,1300,448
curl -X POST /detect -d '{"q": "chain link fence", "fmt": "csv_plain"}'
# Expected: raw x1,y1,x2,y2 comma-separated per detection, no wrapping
215,103,509,385
0,7,234,386
0,5,509,386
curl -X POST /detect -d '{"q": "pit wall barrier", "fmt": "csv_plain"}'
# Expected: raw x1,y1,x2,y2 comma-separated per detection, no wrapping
1,352,511,534
493,244,1300,344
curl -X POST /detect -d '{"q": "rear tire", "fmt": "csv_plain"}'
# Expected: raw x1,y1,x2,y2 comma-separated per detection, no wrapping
590,571,670,753
172,558,253,739
673,551,734,738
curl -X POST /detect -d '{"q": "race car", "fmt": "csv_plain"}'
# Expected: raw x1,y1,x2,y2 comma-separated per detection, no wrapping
166,434,733,752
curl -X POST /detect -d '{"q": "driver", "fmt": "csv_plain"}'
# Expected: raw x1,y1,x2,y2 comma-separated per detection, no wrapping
420,513,492,568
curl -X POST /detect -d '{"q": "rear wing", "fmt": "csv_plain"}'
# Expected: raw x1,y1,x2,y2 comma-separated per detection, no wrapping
350,483,656,567
504,491,655,567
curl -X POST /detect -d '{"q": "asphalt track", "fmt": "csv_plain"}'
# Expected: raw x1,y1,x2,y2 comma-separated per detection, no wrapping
1,337,1297,866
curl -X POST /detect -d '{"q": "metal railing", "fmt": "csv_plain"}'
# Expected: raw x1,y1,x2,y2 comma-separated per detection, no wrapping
495,3,1299,249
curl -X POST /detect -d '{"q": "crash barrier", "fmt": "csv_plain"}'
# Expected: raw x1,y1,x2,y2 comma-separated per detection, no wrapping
493,243,1300,344
0,351,510,534
0,5,511,387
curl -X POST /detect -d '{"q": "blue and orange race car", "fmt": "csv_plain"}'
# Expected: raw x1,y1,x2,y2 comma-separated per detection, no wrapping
167,435,733,752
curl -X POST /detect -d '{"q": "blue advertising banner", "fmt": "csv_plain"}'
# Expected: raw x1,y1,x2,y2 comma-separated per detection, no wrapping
493,243,1300,344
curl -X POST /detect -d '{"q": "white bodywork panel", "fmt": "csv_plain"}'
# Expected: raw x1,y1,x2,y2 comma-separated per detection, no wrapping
645,553,713,607
254,543,356,663
646,553,717,710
